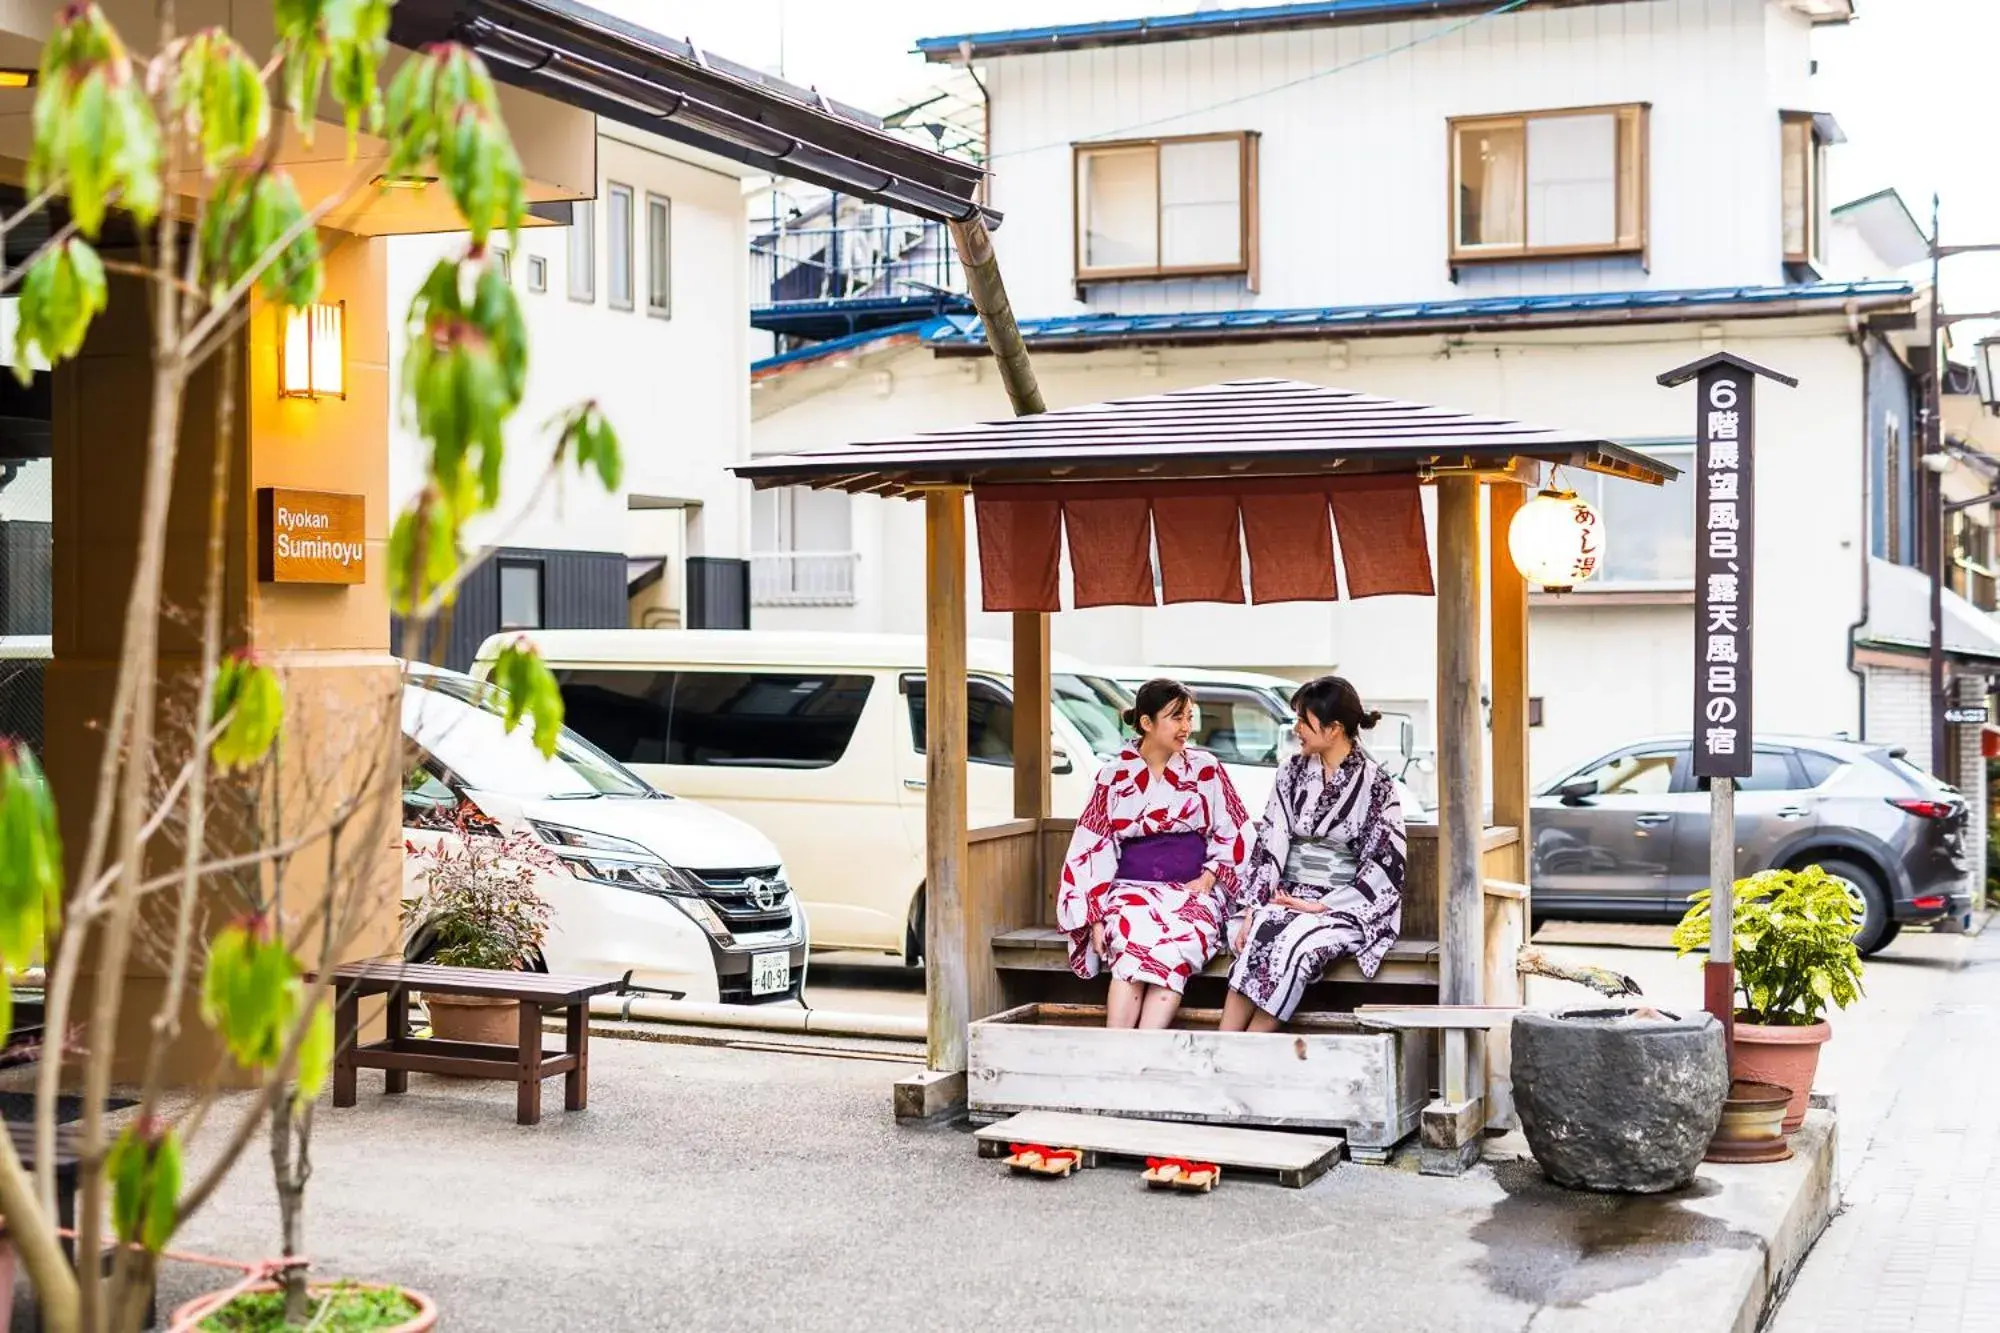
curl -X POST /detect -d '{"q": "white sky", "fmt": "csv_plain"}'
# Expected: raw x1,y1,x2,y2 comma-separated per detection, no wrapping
642,0,2000,314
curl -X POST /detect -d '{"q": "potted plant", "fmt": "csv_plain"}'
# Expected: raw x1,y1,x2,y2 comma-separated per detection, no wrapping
402,819,558,1045
1672,865,1866,1130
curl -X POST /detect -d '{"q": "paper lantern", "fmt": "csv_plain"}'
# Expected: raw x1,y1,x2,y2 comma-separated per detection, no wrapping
1508,487,1603,592
279,302,345,400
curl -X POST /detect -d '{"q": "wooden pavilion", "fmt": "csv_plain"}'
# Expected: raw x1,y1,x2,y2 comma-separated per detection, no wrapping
736,376,1678,1167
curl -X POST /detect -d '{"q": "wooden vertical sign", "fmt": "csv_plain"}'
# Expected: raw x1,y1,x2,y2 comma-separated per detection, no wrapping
1658,353,1796,1041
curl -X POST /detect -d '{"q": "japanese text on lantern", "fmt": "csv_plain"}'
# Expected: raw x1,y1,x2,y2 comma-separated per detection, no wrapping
1694,370,1752,778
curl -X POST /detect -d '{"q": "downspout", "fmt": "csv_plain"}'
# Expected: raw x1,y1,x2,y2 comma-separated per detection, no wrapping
1846,325,1871,739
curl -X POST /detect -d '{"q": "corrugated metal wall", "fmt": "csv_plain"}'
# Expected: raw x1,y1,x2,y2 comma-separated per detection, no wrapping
394,545,627,672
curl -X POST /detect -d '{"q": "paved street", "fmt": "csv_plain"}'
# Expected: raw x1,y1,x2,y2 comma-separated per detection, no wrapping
1768,922,2000,1333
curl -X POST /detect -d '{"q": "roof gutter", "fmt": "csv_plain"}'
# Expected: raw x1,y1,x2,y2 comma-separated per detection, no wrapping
391,0,996,225
929,292,1920,356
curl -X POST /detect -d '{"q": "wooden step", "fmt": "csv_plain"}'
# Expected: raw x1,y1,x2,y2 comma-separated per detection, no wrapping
973,1109,1345,1189
989,926,1440,986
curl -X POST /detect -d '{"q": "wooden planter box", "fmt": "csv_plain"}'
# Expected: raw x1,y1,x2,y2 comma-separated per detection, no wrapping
967,1003,1432,1162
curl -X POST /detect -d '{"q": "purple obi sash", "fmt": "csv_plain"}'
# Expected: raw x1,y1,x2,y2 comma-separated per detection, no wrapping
1115,831,1208,884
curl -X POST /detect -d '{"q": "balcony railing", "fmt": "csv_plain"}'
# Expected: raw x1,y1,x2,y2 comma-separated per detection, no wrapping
752,551,860,607
751,219,963,307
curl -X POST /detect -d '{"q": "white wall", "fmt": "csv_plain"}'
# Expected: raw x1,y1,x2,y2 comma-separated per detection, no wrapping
977,0,1815,321
388,130,752,563
752,314,1868,782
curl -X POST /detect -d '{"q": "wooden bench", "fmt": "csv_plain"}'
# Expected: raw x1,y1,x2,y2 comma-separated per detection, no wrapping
990,926,1442,986
329,962,622,1126
3,1121,156,1331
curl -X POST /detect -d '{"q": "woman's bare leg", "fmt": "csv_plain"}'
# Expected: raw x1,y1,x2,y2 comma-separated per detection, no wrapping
1246,1008,1283,1033
1219,989,1258,1031
1137,984,1183,1029
1106,978,1146,1028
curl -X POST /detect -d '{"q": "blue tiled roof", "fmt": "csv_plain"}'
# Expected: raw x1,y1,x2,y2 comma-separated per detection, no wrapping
914,1,1841,61
751,321,932,376
921,280,1916,349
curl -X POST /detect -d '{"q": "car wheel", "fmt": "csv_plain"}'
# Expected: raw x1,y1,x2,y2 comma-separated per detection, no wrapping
906,891,926,968
1818,857,1893,955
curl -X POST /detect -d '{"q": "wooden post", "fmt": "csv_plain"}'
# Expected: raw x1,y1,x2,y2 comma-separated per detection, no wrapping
1488,481,1531,882
1423,474,1487,1176
925,488,972,1077
1013,613,1053,821
1706,777,1736,1047
1435,475,1485,1008
948,217,1046,416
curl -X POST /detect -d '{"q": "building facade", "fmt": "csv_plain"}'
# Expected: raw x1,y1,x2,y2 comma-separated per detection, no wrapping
389,125,758,669
747,0,1997,808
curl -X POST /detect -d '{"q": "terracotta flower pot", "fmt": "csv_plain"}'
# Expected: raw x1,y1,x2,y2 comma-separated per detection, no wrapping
1729,1018,1830,1131
423,991,520,1047
171,1280,437,1332
1705,1080,1794,1164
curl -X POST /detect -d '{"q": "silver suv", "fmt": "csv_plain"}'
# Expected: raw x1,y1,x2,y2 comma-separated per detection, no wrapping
1532,734,1971,955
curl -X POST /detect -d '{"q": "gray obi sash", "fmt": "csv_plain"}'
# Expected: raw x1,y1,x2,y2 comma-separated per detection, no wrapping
1283,837,1358,892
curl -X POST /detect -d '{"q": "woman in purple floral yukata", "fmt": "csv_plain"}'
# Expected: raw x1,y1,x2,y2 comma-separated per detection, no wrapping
1221,675,1407,1031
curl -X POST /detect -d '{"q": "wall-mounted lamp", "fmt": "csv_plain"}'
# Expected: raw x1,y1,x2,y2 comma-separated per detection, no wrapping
0,69,36,90
372,173,436,190
279,302,345,400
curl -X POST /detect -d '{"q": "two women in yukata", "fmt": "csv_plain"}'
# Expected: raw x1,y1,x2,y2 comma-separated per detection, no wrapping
1056,674,1408,1031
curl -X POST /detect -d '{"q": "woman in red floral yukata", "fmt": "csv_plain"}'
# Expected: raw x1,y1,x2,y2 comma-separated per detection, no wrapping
1056,678,1252,1029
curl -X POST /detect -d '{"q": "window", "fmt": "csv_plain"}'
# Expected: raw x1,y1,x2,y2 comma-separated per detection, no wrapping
1073,132,1257,282
1571,748,1680,797
1528,697,1545,728
492,247,511,282
1189,687,1287,766
1796,750,1843,788
526,254,547,294
607,183,634,311
1781,112,1830,267
1565,444,1695,586
1735,750,1801,793
906,676,1016,765
751,485,856,606
646,194,671,318
1450,105,1646,263
1052,673,1129,760
553,669,874,769
567,199,595,302
497,561,542,630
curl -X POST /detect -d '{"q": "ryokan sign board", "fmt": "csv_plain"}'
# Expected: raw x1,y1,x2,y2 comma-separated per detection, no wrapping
257,487,365,584
1657,352,1797,781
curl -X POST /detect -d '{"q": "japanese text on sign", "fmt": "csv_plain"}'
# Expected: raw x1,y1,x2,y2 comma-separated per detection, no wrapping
1694,371,1752,778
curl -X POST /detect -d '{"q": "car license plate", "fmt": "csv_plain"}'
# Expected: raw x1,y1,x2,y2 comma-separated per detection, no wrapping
752,952,790,996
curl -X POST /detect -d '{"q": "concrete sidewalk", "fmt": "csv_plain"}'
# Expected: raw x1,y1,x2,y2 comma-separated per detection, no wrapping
73,1035,1828,1333
1768,924,2000,1333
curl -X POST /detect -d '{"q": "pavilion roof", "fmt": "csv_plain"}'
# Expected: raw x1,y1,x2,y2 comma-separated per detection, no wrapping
733,378,1681,497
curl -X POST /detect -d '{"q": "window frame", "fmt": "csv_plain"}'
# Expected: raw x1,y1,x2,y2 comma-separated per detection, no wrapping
1446,102,1650,266
1554,441,1696,592
1070,130,1260,286
526,254,548,294
645,192,672,319
492,246,511,282
1780,110,1831,268
902,672,1018,767
496,559,544,631
567,198,596,303
606,182,635,312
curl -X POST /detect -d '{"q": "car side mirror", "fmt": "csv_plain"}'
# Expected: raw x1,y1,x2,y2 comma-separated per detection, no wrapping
1051,745,1075,776
1558,778,1599,804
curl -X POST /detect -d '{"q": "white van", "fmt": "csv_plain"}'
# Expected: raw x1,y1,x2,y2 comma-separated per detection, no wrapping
401,669,807,1003
471,631,1130,960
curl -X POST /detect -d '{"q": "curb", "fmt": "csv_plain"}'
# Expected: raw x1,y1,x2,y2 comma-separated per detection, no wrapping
586,993,926,1041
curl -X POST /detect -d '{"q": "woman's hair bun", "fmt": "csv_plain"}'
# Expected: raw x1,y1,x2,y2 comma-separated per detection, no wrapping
1119,705,1141,729
1291,675,1378,740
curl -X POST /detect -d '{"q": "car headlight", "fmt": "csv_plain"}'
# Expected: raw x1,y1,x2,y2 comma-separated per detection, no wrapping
529,820,733,940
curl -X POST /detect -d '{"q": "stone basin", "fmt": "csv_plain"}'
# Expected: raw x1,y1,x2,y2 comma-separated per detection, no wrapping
1511,1007,1729,1194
